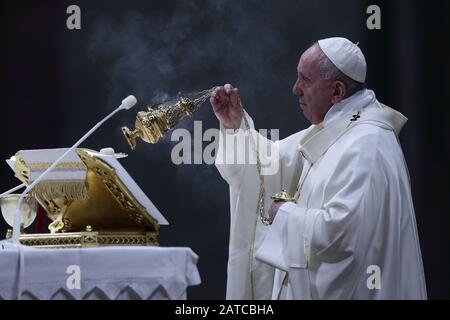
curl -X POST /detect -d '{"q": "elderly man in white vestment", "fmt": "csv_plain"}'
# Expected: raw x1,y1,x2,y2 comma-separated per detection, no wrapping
210,37,427,300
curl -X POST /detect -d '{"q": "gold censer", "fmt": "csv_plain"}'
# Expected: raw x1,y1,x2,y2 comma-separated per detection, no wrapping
121,88,214,150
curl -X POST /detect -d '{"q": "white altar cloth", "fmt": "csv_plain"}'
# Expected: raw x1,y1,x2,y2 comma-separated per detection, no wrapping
0,242,200,300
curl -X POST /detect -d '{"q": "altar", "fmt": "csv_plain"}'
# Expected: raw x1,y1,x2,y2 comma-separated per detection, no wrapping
0,147,201,300
0,243,200,300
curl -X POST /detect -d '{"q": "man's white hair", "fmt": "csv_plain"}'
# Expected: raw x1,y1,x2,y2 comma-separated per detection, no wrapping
314,42,366,97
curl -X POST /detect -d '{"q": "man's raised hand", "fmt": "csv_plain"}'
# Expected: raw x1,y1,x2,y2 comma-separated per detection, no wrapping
210,83,244,130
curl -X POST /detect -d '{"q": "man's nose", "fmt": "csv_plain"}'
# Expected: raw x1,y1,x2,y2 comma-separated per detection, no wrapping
292,81,303,96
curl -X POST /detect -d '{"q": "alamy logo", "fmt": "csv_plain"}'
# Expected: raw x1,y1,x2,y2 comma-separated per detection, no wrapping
66,265,81,290
170,121,280,175
66,5,81,30
366,265,381,290
366,5,381,30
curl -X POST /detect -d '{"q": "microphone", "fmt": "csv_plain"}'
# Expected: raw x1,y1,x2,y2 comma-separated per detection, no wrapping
121,95,137,110
10,95,137,243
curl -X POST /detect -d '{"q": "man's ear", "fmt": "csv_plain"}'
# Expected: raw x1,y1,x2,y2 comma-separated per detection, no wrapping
331,81,346,104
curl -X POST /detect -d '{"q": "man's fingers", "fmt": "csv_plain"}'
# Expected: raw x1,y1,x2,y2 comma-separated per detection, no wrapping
229,87,240,110
211,89,220,100
215,86,228,102
224,83,234,94
213,86,224,97
232,87,239,101
210,90,219,105
211,84,241,114
213,86,222,95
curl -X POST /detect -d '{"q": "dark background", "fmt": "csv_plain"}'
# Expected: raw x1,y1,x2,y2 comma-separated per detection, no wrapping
1,0,449,299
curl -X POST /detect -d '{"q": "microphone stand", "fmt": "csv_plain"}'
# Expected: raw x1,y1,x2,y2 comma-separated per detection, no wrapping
0,183,25,198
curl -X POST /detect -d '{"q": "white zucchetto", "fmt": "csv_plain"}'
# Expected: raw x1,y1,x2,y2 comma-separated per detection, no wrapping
318,37,367,83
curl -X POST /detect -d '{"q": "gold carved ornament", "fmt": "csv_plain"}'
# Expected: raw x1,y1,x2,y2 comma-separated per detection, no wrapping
8,149,160,247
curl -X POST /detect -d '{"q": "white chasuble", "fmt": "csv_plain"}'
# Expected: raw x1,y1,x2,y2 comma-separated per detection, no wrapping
215,90,427,300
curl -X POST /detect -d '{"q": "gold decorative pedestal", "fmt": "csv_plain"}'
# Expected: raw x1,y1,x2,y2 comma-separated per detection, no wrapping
6,148,163,248
6,229,158,248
